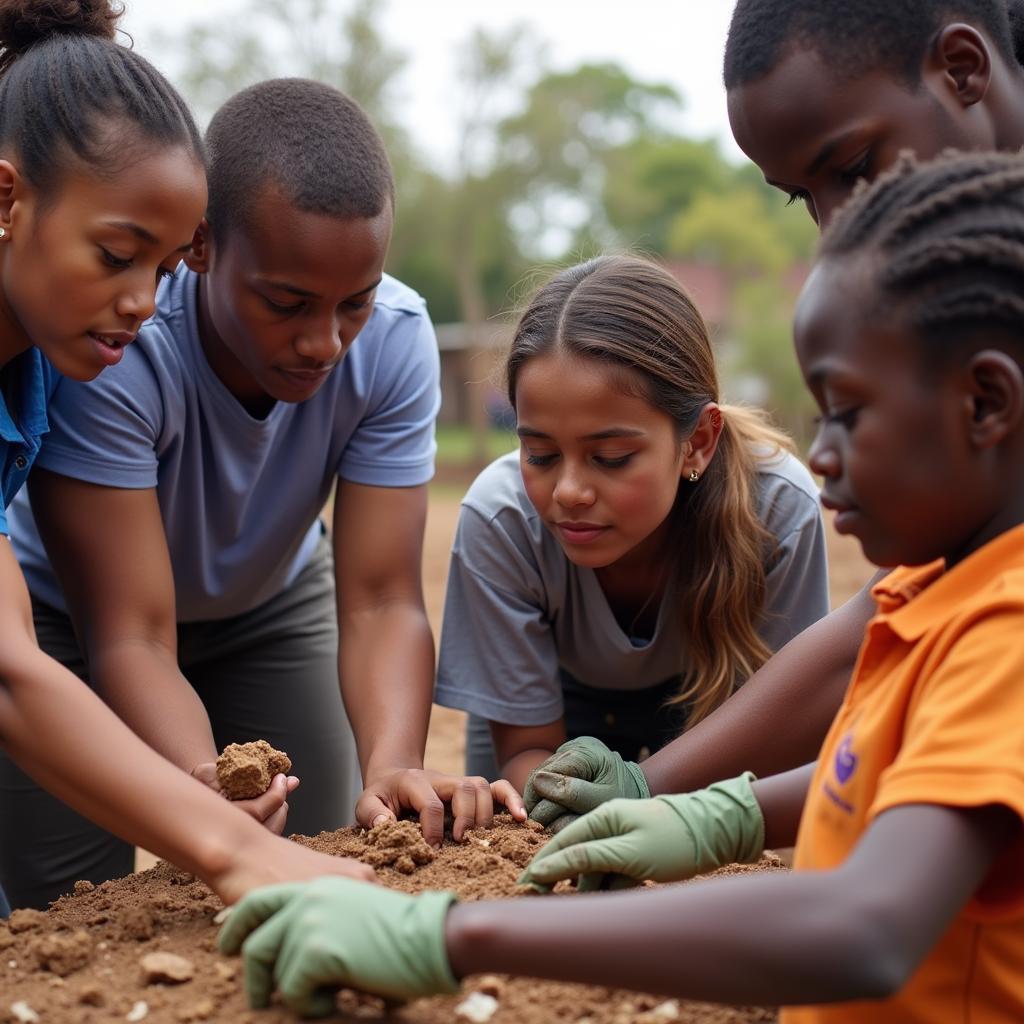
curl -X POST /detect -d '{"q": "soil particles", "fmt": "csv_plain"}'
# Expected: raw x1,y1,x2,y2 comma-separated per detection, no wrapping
1,815,781,1024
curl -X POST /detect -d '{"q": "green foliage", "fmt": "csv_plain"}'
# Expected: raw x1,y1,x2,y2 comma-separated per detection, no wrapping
603,137,733,251
728,278,817,445
154,0,410,164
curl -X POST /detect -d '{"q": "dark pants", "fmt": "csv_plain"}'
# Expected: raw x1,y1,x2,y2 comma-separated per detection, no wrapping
466,673,689,779
0,535,360,909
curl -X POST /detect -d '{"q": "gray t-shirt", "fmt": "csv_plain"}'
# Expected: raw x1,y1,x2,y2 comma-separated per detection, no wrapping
435,449,829,726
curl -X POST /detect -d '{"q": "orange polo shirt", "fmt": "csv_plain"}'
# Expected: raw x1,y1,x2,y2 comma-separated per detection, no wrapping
783,523,1024,1024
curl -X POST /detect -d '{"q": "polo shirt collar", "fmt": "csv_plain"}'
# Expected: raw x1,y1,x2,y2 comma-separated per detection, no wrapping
0,348,49,444
871,522,1024,641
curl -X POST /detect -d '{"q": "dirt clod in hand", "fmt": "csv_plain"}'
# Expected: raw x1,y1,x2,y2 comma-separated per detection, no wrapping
1,815,782,1024
215,740,292,800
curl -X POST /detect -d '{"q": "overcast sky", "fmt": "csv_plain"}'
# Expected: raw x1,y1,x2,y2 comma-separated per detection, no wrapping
121,1,743,169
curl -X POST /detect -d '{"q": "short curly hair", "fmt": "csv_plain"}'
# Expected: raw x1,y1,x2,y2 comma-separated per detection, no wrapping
204,77,394,243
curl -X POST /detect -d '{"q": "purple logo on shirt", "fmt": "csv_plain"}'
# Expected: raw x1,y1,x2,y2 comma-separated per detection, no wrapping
834,734,857,785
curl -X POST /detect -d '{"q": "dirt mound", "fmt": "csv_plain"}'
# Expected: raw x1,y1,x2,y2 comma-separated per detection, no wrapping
0,816,781,1023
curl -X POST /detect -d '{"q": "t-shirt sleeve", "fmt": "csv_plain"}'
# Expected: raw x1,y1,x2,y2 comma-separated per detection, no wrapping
434,505,563,726
757,463,830,654
33,358,163,488
870,604,1024,918
337,307,440,488
0,500,9,537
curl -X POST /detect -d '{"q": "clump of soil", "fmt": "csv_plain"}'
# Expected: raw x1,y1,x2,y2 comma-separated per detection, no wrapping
0,815,782,1023
215,741,292,800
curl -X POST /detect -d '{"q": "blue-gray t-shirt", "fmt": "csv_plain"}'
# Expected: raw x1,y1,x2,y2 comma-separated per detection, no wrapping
10,266,440,621
435,450,830,726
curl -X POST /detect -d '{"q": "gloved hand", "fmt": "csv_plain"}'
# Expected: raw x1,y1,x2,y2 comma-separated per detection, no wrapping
518,772,764,892
218,877,459,1015
524,736,650,832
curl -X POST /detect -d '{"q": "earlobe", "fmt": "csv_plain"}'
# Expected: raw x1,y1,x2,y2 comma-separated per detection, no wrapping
928,24,992,107
966,351,1023,448
183,217,212,274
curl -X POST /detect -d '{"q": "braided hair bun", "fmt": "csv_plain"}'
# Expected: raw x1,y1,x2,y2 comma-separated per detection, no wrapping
0,0,120,72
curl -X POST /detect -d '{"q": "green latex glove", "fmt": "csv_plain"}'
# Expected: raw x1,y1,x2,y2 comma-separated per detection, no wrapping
524,736,650,831
519,772,764,892
218,877,459,1015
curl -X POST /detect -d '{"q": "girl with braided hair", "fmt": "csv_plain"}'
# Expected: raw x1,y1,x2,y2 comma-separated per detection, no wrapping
0,0,373,916
221,148,1024,1024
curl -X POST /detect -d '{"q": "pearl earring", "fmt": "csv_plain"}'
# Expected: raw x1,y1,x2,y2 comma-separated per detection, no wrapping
688,469,700,483
0,227,8,239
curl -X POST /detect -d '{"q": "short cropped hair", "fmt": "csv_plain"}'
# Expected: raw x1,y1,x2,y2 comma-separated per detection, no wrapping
204,77,394,242
724,0,1022,89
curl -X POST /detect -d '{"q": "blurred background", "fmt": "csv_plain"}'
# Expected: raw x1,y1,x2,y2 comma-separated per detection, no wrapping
123,0,821,467
121,1,872,788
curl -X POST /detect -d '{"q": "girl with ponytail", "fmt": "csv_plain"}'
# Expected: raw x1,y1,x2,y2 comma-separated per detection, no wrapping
0,0,371,913
434,254,828,794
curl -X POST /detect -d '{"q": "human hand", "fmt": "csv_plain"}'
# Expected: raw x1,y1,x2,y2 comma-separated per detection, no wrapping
518,772,764,892
357,768,527,848
211,833,376,907
523,737,650,832
191,762,300,836
218,876,459,1014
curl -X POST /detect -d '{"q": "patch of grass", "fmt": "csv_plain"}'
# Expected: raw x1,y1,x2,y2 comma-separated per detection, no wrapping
435,424,518,465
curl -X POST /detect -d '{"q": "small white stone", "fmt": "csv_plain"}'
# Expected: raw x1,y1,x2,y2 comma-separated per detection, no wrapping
10,1002,40,1024
455,992,499,1023
7,959,15,968
651,1001,680,1021
212,907,231,924
126,1000,149,1022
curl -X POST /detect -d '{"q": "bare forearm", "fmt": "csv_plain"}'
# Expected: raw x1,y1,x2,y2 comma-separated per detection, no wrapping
643,586,874,795
502,748,554,792
339,603,434,779
751,763,815,848
90,641,217,771
0,637,258,885
447,871,896,1006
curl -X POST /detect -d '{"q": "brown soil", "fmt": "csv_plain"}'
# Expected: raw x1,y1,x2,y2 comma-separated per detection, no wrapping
8,816,782,1024
215,741,292,801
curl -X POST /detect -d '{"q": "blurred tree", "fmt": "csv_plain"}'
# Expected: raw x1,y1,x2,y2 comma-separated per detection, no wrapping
666,189,790,276
602,137,732,251
154,0,411,165
728,278,817,446
444,25,540,467
499,63,684,255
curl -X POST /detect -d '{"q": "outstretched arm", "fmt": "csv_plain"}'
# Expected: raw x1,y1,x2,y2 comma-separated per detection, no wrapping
334,481,524,846
0,537,374,904
527,584,877,825
448,801,1013,1005
642,583,876,794
221,799,1015,1012
29,469,290,831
